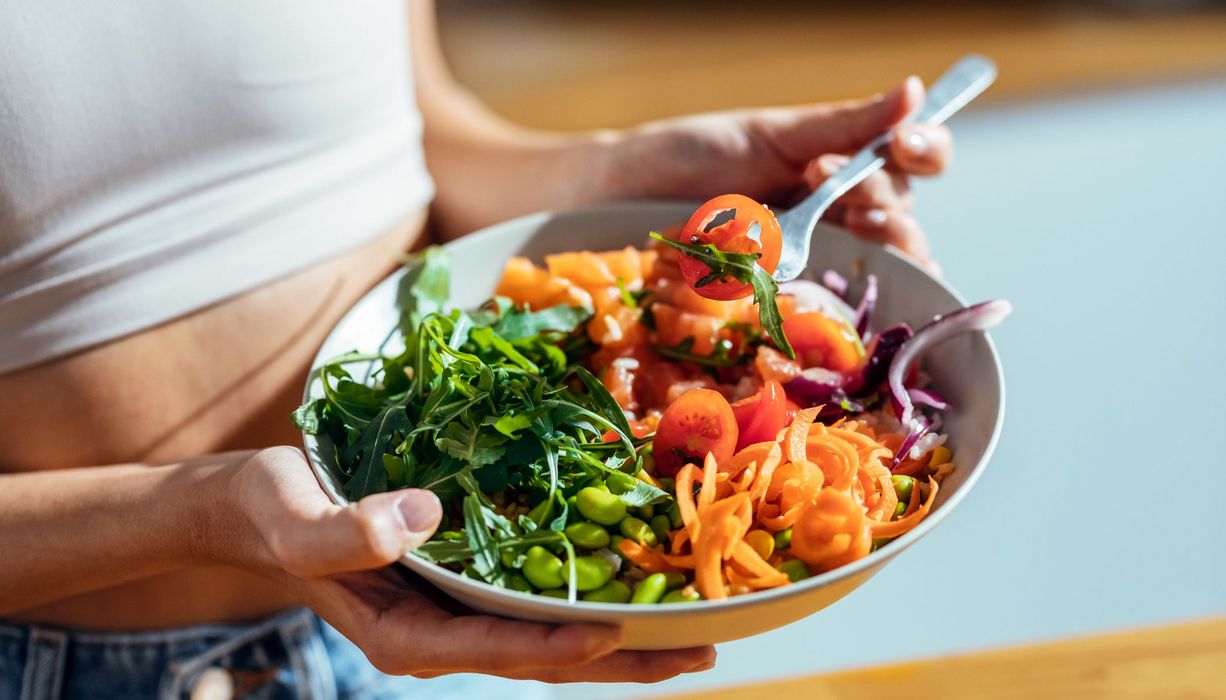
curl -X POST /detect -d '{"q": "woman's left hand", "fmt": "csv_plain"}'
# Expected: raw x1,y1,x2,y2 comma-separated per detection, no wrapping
593,76,951,270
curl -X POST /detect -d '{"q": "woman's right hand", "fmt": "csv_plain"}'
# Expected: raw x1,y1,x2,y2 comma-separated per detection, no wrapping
221,447,716,682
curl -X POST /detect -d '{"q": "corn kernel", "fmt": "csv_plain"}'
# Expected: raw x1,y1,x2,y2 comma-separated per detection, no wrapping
745,530,775,561
930,446,952,466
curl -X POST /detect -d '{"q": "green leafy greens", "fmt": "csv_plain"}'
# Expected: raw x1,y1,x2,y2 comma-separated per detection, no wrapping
648,232,795,359
292,247,668,595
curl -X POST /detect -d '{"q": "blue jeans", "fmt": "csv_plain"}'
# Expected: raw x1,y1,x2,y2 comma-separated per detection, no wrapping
0,608,548,699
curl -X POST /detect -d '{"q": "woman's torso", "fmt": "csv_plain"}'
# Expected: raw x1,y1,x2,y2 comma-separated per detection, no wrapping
0,0,433,629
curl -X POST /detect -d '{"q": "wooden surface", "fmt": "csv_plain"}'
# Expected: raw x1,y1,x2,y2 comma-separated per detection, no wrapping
438,2,1226,130
652,618,1226,700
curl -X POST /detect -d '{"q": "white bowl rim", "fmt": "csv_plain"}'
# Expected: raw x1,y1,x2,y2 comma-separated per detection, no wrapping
300,199,1006,617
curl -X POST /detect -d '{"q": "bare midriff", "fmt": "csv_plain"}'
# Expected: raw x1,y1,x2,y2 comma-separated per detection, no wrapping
0,208,429,630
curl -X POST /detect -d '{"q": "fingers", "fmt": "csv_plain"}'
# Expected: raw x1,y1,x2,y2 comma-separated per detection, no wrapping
842,207,937,272
501,646,717,683
804,155,912,211
255,446,442,577
750,76,924,164
889,123,953,177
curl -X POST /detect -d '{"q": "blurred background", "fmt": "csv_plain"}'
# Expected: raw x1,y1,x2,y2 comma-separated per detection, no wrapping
436,2,1226,699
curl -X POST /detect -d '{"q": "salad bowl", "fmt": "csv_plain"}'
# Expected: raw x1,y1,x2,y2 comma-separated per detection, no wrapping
301,200,1005,650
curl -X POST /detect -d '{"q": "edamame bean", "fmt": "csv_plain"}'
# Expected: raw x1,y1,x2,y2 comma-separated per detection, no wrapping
778,559,810,583
562,556,615,591
631,573,668,604
582,580,632,603
638,503,656,520
506,573,534,593
660,589,702,604
891,474,916,503
576,487,626,525
526,498,552,526
666,502,683,528
565,495,582,525
649,514,672,543
539,589,569,599
893,501,907,519
657,477,675,493
745,530,774,561
565,522,611,550
605,471,637,494
774,528,793,550
609,534,626,550
523,546,565,590
619,516,658,547
662,571,686,591
438,530,465,542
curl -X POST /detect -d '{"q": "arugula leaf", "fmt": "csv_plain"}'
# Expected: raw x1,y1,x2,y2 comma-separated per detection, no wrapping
396,246,450,336
572,366,633,441
344,405,410,499
438,422,508,467
290,398,325,434
649,232,795,359
494,305,591,341
655,337,743,368
462,493,501,582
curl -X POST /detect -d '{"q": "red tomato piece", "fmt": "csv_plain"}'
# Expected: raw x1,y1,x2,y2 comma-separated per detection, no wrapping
677,194,782,301
781,311,864,372
651,389,739,477
730,380,788,450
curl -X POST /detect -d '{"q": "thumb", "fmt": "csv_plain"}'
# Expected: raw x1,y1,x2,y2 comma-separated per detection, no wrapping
275,488,443,579
755,75,924,163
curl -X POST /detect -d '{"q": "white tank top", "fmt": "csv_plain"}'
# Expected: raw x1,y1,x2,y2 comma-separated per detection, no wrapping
0,0,434,374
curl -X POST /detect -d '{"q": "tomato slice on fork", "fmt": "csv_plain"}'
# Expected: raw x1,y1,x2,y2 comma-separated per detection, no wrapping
676,194,782,301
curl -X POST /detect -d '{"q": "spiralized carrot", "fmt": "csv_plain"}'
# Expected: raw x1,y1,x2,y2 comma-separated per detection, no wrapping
641,405,945,597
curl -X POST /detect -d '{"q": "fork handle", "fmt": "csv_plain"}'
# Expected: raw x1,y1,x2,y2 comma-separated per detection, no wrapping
772,55,997,281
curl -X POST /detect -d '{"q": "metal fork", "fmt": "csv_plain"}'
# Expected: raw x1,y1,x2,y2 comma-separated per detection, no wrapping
772,54,998,282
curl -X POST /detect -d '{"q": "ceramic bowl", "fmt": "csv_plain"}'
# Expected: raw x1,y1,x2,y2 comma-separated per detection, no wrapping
301,201,1005,650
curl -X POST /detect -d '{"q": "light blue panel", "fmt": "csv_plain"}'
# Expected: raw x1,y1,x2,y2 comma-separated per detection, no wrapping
553,78,1226,699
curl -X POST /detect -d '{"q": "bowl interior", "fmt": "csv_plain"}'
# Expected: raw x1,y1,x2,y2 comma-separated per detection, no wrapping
302,201,1004,629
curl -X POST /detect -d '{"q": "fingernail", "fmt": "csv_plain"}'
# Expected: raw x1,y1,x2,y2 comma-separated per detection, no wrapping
864,208,888,227
397,489,442,535
903,129,929,155
820,154,848,177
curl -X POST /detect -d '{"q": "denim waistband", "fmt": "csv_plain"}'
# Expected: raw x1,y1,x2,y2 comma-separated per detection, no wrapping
0,609,548,700
0,607,335,700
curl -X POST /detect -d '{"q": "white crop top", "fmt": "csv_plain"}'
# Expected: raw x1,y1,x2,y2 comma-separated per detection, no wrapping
0,0,435,374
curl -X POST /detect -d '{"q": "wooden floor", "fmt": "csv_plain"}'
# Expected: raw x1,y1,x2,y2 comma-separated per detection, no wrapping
438,1,1226,130
656,617,1226,700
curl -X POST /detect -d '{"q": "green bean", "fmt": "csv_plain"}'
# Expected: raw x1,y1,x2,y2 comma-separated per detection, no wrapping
649,514,672,543
539,589,569,599
523,546,565,590
631,573,668,604
660,589,702,604
506,573,534,593
564,521,611,550
662,571,686,591
774,527,793,550
562,555,615,591
576,487,627,525
582,580,632,603
778,559,810,583
666,502,683,528
891,474,916,503
619,516,658,547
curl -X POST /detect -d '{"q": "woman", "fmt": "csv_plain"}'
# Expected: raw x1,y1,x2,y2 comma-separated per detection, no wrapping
0,1,952,697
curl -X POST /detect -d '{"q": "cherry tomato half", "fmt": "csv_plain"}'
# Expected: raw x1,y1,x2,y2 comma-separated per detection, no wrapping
730,380,788,451
781,311,864,372
652,389,739,477
677,194,782,301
